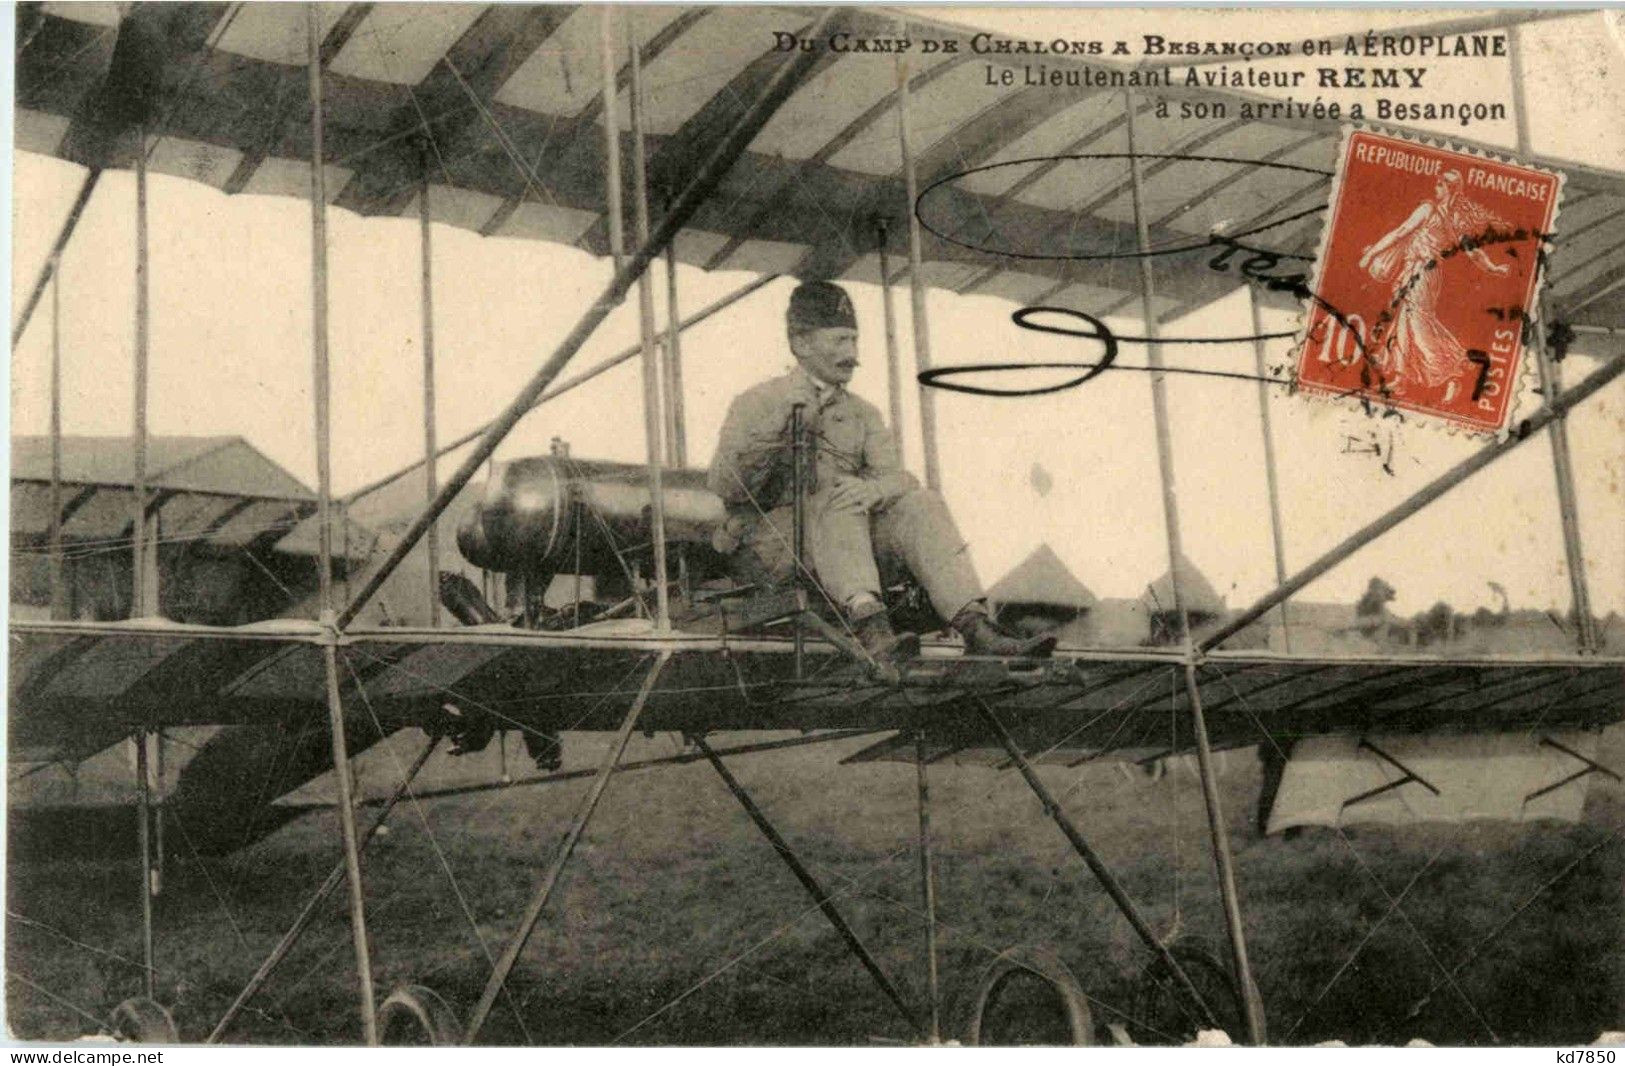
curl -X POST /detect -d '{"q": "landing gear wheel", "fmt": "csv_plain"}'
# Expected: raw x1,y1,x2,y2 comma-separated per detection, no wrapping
379,984,464,1046
1130,942,1244,1045
954,946,1094,1046
106,997,178,1042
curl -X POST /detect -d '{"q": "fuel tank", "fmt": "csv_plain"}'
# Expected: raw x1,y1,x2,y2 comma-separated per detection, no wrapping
456,456,727,577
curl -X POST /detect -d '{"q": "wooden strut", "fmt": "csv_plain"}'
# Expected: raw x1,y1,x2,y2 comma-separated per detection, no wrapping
48,257,65,619
791,403,807,678
693,734,926,1039
626,16,671,631
131,122,159,1007
134,729,156,1000
573,495,585,618
971,697,1219,1032
206,736,441,1043
914,729,942,1043
419,141,441,627
12,168,101,348
1509,23,1597,654
1124,90,1267,1045
598,8,626,275
335,9,836,630
152,732,165,897
1247,287,1291,652
894,21,941,492
463,653,670,1043
663,241,691,603
1198,350,1625,654
876,220,907,461
1528,324,1593,650
307,5,378,1044
663,242,688,466
132,129,149,620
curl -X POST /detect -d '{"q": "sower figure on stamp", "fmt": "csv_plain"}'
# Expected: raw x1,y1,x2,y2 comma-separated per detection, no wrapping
708,281,1056,664
1356,170,1511,394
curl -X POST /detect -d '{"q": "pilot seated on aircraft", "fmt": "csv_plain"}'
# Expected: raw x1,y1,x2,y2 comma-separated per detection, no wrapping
707,281,1056,665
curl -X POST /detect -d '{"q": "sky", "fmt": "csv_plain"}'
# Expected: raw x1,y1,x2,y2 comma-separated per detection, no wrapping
8,5,1624,622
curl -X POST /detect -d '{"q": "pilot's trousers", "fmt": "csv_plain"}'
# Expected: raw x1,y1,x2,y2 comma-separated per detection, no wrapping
735,487,984,622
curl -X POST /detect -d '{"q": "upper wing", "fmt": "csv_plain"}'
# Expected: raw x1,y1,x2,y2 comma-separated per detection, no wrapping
17,5,1625,326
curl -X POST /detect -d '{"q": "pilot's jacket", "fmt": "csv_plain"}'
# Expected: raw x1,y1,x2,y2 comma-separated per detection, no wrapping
707,367,983,621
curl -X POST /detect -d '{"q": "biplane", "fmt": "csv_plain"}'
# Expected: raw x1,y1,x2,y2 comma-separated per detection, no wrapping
9,1,1625,1047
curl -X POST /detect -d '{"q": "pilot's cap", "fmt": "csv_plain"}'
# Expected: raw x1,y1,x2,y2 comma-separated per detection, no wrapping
787,280,857,333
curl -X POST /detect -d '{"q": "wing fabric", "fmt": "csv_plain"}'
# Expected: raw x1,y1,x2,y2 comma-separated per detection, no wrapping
10,620,1622,766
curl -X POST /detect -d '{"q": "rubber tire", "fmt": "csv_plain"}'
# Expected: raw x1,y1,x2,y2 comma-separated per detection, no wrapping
379,984,464,1046
1130,942,1244,1045
106,997,178,1043
955,946,1094,1046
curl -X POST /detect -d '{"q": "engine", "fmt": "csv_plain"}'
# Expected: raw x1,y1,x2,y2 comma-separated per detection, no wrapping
456,455,730,589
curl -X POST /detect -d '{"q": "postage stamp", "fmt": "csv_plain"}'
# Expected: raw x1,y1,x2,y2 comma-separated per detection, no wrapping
1295,128,1563,434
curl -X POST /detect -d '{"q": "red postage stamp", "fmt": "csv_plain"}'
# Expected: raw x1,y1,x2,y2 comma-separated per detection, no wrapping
1295,129,1562,434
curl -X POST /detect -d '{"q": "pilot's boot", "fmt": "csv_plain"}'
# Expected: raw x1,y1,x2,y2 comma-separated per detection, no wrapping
953,605,1058,659
850,601,920,665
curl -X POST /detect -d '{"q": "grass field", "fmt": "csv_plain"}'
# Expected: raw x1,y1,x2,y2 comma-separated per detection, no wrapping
7,726,1622,1046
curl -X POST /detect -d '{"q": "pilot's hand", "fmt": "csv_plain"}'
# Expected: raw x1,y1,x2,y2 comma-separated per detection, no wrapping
1488,261,1510,276
773,398,821,451
825,476,883,514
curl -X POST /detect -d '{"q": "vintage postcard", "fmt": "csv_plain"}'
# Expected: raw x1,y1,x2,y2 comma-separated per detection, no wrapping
6,3,1623,1051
